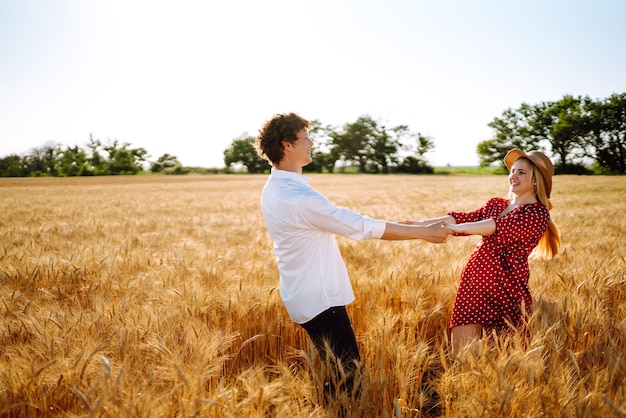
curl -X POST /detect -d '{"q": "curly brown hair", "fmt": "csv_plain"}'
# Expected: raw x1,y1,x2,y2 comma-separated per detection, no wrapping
255,113,311,165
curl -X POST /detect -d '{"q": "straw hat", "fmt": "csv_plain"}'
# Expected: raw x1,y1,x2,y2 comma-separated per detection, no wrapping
504,149,554,198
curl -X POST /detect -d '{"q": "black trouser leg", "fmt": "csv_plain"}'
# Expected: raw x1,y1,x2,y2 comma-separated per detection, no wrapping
300,306,361,396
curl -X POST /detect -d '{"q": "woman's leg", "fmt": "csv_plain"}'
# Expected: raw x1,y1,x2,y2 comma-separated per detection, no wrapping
450,324,482,355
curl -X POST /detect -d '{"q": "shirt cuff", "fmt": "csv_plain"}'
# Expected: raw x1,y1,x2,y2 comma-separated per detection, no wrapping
369,219,387,239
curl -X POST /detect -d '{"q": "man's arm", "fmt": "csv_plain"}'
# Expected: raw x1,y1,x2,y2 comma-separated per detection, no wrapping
380,221,449,243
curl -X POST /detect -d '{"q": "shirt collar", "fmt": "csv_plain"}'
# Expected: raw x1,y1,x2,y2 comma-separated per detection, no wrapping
270,167,310,186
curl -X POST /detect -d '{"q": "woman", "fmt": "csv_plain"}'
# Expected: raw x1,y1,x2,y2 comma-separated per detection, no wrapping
410,150,560,354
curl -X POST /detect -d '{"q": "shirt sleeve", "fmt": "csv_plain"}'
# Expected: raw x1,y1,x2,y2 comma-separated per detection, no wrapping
297,190,386,240
492,204,550,245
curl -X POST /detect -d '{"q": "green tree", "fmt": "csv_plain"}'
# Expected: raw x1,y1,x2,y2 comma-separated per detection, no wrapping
414,132,435,157
479,104,539,167
368,124,400,174
224,134,270,173
110,148,137,174
331,116,378,173
532,95,592,171
330,116,432,174
104,140,148,175
150,153,179,173
0,154,27,177
86,135,109,175
25,142,61,176
395,131,435,174
57,145,89,177
586,93,626,174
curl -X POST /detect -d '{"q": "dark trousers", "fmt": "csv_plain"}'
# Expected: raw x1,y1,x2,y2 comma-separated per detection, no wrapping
300,306,361,395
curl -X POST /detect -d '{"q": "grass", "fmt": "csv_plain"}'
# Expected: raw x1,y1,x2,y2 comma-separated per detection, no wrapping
0,174,624,417
432,166,504,175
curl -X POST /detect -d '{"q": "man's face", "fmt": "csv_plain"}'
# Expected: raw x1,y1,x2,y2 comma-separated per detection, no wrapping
289,128,314,166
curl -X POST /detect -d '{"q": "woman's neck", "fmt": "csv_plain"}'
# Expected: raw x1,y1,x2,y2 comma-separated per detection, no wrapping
510,192,537,206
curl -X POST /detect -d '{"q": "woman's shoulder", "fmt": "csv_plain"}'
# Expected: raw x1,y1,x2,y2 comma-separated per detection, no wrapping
527,201,550,215
486,197,509,207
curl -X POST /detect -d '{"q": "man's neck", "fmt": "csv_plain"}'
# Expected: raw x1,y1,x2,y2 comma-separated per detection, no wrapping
275,161,302,174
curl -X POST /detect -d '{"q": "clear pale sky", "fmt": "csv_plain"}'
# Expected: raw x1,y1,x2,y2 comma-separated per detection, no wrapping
1,0,625,168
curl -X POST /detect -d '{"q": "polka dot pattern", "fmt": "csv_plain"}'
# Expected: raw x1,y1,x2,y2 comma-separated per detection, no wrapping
448,198,550,333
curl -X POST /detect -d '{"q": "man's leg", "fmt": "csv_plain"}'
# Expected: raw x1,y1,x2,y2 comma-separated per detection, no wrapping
300,306,361,395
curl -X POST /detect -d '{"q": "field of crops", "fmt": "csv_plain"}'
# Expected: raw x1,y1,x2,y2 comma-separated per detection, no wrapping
1,174,624,417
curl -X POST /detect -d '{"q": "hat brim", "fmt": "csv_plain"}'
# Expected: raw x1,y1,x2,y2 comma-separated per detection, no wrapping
504,149,527,171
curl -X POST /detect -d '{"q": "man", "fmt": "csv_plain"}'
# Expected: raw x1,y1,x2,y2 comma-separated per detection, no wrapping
255,112,448,396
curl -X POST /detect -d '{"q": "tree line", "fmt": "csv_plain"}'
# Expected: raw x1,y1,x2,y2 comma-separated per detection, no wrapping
225,93,625,175
0,135,184,177
223,115,435,174
2,93,624,177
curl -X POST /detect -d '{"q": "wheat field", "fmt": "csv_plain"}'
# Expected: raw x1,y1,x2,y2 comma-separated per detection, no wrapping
0,174,624,417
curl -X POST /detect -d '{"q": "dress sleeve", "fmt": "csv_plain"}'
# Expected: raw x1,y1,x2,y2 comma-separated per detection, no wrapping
448,198,499,224
492,204,550,245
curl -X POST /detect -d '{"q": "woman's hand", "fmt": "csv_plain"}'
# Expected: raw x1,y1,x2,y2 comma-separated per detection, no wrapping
442,219,496,237
443,223,467,236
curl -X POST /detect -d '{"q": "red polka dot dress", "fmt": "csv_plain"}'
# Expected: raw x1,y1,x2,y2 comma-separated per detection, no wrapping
448,198,550,333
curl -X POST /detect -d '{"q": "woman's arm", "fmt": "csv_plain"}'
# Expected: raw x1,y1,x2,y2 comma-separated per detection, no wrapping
403,215,456,226
445,218,496,236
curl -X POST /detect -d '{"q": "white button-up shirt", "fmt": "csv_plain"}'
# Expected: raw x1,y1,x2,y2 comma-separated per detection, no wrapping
261,168,387,324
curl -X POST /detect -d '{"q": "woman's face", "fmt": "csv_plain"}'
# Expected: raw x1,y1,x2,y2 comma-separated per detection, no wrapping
508,158,535,196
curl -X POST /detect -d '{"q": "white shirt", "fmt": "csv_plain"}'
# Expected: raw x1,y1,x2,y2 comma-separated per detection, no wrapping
261,168,387,324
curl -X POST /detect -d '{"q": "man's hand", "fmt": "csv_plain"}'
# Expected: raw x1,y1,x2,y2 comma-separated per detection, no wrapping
381,220,451,242
424,220,451,243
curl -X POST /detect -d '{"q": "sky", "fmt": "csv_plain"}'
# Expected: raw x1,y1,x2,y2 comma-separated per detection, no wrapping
1,0,625,168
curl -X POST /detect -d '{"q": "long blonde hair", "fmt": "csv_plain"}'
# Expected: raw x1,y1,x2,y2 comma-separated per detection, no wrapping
529,160,560,259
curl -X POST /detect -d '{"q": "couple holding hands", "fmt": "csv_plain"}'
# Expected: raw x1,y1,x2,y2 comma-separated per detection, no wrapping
255,112,560,396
